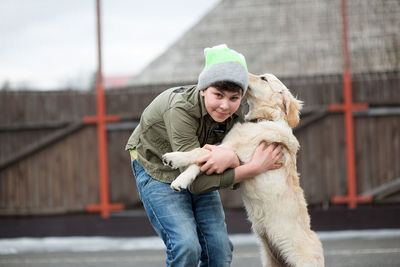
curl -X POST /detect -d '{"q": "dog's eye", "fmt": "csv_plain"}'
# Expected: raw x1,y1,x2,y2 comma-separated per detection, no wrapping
261,76,268,82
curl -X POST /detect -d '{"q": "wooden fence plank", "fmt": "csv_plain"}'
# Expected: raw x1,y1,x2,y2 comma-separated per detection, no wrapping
0,72,399,215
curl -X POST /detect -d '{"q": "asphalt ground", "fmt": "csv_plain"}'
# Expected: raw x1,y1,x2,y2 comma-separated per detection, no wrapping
1,232,400,267
1,205,400,266
2,205,400,238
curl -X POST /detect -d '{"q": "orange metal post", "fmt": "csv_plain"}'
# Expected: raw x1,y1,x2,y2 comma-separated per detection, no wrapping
83,0,124,218
329,0,371,209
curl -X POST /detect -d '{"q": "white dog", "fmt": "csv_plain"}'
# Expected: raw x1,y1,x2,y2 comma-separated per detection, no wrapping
163,73,324,267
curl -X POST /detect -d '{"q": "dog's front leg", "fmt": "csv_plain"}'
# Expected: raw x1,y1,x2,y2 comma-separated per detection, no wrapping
163,148,210,192
162,148,210,169
170,164,201,192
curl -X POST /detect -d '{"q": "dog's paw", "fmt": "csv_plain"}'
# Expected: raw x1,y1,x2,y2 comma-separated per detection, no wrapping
170,179,188,192
162,153,178,169
162,152,188,169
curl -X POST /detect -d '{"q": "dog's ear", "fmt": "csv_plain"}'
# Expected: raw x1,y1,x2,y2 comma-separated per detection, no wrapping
283,91,303,128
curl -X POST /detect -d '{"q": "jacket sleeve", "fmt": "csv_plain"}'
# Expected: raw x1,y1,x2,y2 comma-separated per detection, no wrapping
188,169,240,194
163,107,200,152
163,107,239,193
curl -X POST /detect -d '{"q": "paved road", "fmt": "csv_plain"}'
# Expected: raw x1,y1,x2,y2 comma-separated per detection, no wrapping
1,232,399,267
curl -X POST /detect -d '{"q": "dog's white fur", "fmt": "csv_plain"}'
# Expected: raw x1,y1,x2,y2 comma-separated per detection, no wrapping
163,73,324,267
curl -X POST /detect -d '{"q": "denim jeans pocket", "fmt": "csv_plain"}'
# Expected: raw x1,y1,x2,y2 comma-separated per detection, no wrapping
132,160,153,192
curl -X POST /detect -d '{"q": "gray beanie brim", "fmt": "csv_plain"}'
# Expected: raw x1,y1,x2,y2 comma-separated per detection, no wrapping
197,61,249,95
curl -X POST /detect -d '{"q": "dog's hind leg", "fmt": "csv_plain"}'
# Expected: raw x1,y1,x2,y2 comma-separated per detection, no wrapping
260,238,272,267
272,228,324,267
258,234,284,267
286,235,324,267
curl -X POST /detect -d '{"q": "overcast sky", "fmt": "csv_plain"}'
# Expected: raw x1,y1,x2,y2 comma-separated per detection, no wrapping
0,0,220,90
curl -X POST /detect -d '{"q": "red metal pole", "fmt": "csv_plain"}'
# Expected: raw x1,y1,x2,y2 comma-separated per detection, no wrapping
329,0,371,209
84,0,123,218
343,71,357,209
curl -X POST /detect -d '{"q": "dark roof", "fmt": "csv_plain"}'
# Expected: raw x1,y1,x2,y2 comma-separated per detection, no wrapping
129,0,400,86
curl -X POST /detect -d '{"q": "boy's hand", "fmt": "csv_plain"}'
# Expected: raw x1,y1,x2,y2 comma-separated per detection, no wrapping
232,142,283,183
196,145,240,175
249,142,282,174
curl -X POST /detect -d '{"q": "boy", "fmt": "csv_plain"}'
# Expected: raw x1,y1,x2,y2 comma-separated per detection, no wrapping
126,44,282,266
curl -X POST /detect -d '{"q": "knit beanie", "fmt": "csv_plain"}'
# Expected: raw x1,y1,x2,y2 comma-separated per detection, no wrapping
197,44,249,95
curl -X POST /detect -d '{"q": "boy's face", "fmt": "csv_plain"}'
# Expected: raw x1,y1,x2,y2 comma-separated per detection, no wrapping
200,86,242,122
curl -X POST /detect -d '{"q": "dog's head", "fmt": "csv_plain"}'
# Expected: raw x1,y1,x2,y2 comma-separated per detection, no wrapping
246,73,303,128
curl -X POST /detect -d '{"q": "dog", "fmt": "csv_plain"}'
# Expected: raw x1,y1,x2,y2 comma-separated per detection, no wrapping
162,73,324,267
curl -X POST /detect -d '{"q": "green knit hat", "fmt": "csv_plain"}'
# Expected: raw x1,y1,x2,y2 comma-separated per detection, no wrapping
197,44,249,95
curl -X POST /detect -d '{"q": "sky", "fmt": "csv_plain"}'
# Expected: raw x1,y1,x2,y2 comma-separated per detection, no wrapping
0,0,220,90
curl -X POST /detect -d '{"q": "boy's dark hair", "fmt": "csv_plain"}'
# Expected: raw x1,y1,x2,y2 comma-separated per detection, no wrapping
210,81,243,94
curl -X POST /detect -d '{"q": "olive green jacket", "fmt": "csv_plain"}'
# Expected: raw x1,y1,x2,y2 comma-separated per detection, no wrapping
125,85,243,193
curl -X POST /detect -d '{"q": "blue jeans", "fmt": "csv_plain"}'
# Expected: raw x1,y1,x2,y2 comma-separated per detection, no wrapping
132,160,233,267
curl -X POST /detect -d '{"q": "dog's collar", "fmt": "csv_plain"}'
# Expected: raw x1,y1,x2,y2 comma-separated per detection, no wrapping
247,118,268,123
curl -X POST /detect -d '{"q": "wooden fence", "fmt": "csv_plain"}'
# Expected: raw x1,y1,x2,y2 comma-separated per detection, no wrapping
0,71,399,215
